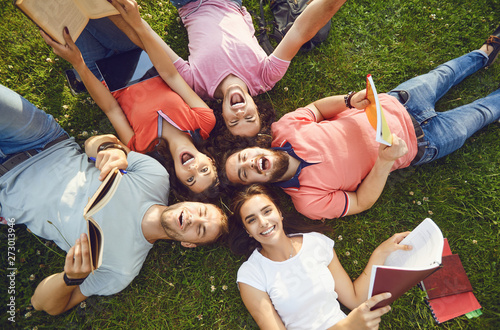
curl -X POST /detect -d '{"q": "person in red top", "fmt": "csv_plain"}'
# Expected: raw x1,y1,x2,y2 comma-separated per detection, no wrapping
42,2,218,200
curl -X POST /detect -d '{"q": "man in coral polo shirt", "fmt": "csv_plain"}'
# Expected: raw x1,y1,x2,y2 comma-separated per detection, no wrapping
222,29,500,219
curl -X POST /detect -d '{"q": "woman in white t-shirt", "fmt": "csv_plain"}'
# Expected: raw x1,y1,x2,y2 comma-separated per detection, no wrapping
229,184,412,329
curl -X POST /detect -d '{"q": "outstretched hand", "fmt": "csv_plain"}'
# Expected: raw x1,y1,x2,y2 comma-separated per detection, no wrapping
64,233,93,281
336,293,392,329
109,0,144,30
40,28,84,67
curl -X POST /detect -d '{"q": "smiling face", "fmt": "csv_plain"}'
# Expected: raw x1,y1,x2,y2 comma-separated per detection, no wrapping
160,202,224,246
222,85,261,137
239,194,284,245
174,149,217,194
225,147,289,185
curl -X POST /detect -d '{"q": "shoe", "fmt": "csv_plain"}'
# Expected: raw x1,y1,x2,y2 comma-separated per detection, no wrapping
64,69,87,95
484,23,500,67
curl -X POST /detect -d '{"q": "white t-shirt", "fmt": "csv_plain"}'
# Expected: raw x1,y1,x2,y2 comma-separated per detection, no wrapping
174,0,290,99
237,232,347,329
0,140,170,296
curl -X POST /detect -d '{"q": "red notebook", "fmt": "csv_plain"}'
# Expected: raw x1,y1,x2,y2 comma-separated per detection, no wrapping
420,239,482,323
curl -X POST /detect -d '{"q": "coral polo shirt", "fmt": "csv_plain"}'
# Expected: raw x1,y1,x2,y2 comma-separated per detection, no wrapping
271,94,418,220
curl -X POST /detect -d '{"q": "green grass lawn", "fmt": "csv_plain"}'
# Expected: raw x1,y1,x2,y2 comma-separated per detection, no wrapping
1,0,499,328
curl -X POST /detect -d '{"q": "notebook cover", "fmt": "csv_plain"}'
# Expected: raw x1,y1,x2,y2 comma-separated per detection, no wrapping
422,254,473,299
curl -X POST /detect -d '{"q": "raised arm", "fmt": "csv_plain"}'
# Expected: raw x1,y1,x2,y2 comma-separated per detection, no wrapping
239,283,286,329
31,234,90,315
273,0,347,61
110,0,208,109
85,134,130,180
305,90,370,121
327,232,412,329
40,29,135,144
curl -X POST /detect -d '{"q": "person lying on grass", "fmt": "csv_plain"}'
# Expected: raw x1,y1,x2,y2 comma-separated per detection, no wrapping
41,3,220,202
110,0,347,137
221,24,500,220
229,184,412,329
0,84,228,315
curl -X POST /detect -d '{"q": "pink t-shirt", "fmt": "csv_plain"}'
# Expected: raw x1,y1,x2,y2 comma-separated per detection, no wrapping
174,0,290,99
271,94,418,220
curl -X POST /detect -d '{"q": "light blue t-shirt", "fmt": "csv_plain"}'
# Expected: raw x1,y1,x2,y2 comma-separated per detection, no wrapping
0,139,170,296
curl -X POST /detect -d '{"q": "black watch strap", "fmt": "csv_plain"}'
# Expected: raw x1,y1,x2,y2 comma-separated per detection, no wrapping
63,273,87,286
98,142,128,156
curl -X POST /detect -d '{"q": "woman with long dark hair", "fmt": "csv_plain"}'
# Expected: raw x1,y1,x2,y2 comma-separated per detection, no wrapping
230,184,413,329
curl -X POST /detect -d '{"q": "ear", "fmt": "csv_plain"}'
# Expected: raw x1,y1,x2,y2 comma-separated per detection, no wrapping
181,242,197,248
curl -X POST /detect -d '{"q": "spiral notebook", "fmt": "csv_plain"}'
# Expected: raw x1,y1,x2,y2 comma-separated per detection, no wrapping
419,238,482,323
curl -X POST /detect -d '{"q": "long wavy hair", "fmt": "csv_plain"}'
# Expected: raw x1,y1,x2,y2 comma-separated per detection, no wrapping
145,137,220,203
228,184,332,257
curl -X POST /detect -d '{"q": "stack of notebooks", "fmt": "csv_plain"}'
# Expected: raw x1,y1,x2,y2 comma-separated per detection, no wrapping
419,238,482,323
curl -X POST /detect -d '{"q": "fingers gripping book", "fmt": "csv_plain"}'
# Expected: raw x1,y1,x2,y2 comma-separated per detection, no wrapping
83,168,123,273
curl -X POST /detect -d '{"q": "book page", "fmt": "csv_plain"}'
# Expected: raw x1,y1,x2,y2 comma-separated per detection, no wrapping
83,168,123,219
75,0,119,18
384,218,443,269
366,74,392,146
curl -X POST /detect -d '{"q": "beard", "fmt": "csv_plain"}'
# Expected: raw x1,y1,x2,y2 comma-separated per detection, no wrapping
269,150,290,182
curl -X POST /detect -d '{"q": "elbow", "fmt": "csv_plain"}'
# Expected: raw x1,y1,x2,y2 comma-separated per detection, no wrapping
31,295,66,316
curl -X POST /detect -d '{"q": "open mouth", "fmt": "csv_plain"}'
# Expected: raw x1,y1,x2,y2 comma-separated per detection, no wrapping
257,156,270,172
260,225,275,236
230,91,245,108
181,152,195,166
178,210,185,228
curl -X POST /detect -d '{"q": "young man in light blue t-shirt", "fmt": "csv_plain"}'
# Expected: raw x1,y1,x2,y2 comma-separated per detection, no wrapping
0,84,228,316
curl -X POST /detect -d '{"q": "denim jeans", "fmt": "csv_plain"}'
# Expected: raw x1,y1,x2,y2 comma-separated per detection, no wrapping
0,85,67,162
387,50,500,166
76,18,138,80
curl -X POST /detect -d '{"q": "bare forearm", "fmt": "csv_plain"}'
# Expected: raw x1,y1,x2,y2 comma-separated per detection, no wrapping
353,157,394,212
132,22,180,80
72,61,122,116
31,273,76,315
311,95,349,121
84,134,122,158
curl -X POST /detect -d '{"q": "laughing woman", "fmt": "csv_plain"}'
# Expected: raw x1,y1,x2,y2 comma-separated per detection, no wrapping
230,185,413,329
41,4,218,200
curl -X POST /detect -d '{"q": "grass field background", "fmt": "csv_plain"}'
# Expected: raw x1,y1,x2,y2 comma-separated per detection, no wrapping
1,0,499,328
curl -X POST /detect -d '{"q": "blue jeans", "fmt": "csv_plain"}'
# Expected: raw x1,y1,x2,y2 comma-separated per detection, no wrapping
76,18,138,80
387,50,500,166
0,85,67,163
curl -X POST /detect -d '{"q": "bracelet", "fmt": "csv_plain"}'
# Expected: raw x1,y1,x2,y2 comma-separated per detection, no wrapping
344,91,356,109
63,273,87,286
98,142,128,156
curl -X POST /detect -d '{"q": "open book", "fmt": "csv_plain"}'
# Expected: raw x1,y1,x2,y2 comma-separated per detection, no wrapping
13,0,119,44
368,218,443,310
83,167,123,273
365,74,392,146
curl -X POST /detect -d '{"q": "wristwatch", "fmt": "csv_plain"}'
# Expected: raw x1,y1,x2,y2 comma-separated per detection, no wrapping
98,142,128,156
63,273,87,286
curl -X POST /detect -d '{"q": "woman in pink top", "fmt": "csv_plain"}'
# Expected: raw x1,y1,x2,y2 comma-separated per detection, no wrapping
113,0,347,137
42,2,220,201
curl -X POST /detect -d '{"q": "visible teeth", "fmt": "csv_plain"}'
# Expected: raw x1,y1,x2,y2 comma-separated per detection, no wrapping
183,157,194,166
261,226,274,235
233,102,244,107
258,158,263,171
